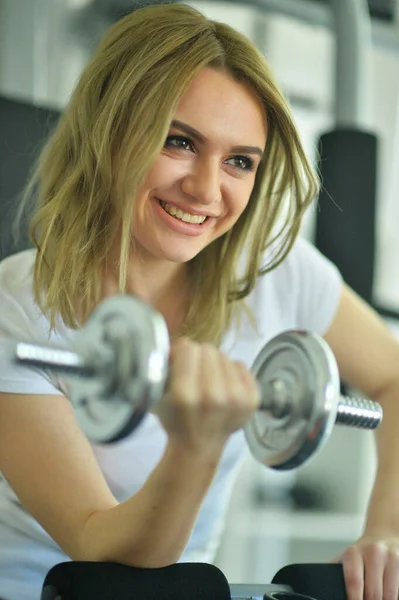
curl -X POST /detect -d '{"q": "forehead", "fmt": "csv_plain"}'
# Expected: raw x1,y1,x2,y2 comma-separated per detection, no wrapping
173,67,267,148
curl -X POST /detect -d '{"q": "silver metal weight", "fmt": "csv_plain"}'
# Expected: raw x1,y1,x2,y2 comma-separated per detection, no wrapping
14,295,170,442
245,331,382,470
12,296,383,469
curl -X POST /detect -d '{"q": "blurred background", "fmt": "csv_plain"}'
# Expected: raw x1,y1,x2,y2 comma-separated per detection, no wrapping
1,0,399,586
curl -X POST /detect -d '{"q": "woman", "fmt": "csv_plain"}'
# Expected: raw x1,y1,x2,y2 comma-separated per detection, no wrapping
0,4,398,600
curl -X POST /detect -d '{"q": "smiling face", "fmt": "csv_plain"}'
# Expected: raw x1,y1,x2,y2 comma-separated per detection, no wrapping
132,67,267,264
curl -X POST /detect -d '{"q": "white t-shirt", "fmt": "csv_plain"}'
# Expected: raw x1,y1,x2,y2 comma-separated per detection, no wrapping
0,237,342,600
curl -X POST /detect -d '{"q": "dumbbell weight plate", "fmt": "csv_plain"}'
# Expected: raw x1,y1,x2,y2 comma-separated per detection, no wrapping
244,331,340,470
67,295,170,443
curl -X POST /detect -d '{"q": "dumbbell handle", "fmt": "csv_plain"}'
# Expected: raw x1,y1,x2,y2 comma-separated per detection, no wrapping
336,395,382,428
14,342,108,377
261,379,381,429
14,342,382,430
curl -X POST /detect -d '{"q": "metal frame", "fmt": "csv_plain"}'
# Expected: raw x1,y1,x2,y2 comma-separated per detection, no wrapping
331,0,371,128
198,0,383,127
204,0,399,53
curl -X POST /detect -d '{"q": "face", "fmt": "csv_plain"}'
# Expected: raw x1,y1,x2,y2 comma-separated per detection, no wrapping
132,67,267,264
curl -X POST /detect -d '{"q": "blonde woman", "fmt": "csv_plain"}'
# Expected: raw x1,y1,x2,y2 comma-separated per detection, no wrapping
0,4,398,600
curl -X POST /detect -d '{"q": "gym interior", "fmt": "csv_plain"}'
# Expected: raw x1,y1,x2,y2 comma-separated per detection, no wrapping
0,0,399,598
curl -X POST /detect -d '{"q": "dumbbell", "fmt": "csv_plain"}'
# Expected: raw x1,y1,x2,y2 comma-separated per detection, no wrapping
10,294,382,470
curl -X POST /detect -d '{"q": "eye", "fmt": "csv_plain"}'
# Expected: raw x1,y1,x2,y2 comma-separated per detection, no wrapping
164,135,194,152
225,155,255,172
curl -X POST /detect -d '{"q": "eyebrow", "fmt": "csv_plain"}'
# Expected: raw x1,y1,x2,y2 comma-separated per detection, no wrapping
170,119,264,158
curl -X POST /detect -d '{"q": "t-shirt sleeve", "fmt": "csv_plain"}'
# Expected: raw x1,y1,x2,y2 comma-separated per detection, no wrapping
289,236,343,335
0,291,64,395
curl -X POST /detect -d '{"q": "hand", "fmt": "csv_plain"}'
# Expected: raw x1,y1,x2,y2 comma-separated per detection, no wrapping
331,534,399,600
154,337,261,451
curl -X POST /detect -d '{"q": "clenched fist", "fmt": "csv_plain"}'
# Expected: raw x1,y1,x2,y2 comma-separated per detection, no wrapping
154,338,261,452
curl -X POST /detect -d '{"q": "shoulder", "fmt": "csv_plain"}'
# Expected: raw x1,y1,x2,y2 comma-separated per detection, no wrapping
248,235,343,334
0,249,73,342
0,250,72,395
0,249,41,336
270,234,335,272
258,235,342,290
0,248,36,287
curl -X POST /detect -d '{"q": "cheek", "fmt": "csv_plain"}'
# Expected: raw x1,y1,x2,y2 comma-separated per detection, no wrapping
226,182,254,219
134,159,167,199
144,155,188,191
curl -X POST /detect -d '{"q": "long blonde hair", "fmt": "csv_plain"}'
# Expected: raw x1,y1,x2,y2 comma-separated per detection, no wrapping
14,3,319,344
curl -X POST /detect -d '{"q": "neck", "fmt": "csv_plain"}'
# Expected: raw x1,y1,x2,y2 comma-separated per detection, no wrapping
101,245,190,334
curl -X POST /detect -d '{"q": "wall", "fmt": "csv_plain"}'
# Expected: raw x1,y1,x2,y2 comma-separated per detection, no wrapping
0,0,92,109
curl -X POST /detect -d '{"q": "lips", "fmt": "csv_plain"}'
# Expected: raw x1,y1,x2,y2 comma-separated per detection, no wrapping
152,196,214,236
155,198,217,218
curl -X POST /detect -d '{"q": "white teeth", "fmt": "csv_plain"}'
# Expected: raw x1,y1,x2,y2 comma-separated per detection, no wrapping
159,201,207,224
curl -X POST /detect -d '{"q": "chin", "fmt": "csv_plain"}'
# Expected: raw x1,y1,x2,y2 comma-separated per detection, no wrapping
152,242,205,263
161,250,199,263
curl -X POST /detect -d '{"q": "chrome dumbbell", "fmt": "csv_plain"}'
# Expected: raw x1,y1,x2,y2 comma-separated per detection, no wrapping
12,295,170,443
11,295,382,470
245,332,381,469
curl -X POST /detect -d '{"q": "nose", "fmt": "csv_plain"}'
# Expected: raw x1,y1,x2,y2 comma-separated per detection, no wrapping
180,157,222,206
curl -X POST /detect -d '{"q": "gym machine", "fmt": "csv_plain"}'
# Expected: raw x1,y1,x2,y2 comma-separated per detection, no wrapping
1,1,394,599
41,560,349,600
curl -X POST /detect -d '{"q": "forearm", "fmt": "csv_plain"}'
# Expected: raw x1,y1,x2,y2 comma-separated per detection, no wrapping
364,379,399,533
79,438,224,567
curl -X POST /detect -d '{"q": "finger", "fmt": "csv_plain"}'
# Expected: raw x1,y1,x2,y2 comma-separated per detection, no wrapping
363,544,385,600
382,550,399,600
233,361,261,409
341,546,365,600
167,339,201,401
217,357,259,413
199,344,228,406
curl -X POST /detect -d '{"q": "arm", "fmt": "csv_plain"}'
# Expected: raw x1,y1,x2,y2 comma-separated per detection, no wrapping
0,391,222,567
323,284,399,599
0,339,259,567
323,284,399,523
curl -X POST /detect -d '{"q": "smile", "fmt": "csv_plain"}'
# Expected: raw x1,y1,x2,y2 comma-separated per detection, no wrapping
158,200,208,225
